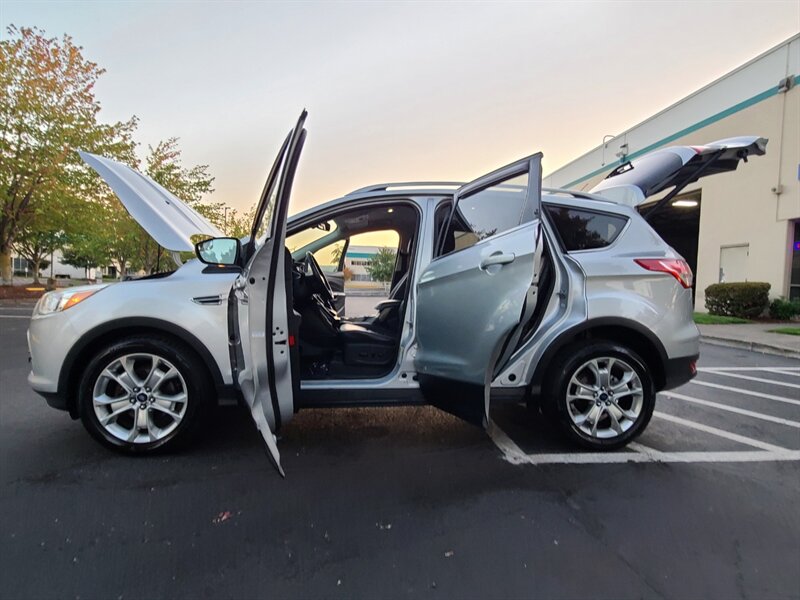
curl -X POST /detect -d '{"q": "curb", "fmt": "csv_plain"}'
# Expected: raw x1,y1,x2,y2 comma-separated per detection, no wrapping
700,334,800,359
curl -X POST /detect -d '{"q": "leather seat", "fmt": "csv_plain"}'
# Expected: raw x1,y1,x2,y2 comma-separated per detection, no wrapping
339,322,394,345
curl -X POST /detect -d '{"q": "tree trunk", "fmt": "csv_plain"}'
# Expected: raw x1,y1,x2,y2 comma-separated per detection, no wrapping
31,257,41,285
0,250,12,285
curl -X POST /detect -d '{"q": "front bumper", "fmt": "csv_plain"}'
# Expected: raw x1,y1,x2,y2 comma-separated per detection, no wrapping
662,354,699,391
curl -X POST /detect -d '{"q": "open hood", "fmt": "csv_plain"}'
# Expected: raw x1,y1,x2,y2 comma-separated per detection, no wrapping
79,152,223,252
589,136,768,207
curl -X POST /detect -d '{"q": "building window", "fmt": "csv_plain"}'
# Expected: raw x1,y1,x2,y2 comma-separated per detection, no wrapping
790,221,800,301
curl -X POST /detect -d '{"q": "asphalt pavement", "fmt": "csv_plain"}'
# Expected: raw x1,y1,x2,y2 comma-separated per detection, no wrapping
1,305,799,599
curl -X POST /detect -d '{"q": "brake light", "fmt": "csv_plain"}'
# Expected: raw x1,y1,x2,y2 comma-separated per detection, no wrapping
634,258,694,289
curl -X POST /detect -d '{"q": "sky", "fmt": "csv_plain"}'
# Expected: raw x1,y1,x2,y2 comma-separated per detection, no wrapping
1,1,799,218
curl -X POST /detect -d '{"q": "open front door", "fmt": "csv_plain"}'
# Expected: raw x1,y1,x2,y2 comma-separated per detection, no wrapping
415,154,543,427
232,111,307,475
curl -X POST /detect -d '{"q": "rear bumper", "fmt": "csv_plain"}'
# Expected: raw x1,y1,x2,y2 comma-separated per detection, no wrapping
662,354,698,391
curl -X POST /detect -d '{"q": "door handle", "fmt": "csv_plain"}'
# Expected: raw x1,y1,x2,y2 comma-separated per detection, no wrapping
480,252,515,269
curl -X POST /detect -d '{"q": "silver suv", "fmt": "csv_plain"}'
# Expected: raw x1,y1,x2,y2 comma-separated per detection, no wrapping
27,111,766,474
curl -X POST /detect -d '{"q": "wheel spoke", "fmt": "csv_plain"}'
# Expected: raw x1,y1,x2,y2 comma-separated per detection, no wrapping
611,400,639,421
613,387,643,400
585,360,602,386
119,356,143,389
150,367,178,393
606,404,624,434
576,402,601,427
146,410,159,442
150,402,182,421
94,392,128,406
101,369,133,394
100,403,133,425
571,380,599,394
152,391,188,405
611,370,636,391
590,406,603,436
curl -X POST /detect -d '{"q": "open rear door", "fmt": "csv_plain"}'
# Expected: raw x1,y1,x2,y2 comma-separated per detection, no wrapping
414,154,543,427
232,111,307,475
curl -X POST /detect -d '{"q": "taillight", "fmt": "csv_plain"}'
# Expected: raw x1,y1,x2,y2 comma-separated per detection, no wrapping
634,258,694,289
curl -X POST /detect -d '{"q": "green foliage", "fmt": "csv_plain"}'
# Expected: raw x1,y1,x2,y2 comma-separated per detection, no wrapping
768,297,800,321
330,244,344,268
769,327,800,336
366,247,397,283
692,312,751,325
60,232,108,273
704,282,770,319
0,25,137,283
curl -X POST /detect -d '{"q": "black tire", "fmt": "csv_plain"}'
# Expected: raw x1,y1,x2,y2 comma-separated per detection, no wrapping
77,334,212,454
542,341,655,450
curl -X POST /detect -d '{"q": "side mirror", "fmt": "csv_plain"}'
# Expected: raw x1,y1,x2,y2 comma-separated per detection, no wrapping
194,237,241,266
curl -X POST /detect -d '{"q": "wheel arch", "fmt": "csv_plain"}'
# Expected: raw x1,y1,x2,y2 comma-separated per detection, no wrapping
530,317,668,396
59,317,226,418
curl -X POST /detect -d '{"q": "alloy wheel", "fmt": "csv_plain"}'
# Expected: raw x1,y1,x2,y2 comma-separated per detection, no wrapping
92,353,188,444
565,356,644,439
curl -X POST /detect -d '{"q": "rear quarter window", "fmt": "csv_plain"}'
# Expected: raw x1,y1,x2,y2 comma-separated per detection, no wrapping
545,205,627,251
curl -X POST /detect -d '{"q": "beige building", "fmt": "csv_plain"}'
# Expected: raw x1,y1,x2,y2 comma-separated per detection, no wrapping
544,35,800,311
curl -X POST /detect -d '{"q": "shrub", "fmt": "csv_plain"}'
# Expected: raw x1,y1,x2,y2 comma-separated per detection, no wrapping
769,297,800,321
704,282,770,318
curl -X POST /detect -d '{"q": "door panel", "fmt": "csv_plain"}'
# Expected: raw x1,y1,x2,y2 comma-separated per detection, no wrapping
415,153,542,427
234,110,307,475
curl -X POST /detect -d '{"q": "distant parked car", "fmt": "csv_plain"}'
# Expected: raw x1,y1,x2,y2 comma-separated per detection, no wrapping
27,111,766,474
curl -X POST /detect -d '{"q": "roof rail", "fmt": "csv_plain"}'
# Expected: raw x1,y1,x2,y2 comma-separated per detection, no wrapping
346,181,463,196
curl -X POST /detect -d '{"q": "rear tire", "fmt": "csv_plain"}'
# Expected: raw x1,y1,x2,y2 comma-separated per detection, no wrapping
542,341,655,450
77,335,212,454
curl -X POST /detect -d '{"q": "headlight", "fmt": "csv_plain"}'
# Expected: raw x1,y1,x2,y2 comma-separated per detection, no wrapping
34,286,107,316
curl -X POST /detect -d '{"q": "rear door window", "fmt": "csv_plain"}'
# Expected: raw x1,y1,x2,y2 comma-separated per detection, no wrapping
545,205,627,251
438,172,530,256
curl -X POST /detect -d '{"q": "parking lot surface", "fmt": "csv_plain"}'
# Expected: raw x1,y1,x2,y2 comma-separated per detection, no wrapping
1,305,799,599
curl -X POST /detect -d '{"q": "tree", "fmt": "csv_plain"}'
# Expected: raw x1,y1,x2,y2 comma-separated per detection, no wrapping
60,232,109,278
366,247,396,284
331,244,344,268
0,25,137,284
12,222,64,285
224,204,256,238
145,137,218,223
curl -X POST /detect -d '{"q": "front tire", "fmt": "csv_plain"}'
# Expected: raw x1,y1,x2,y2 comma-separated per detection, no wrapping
77,335,212,454
543,341,655,450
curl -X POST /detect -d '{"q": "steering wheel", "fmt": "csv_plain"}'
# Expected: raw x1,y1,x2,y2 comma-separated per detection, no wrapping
305,251,335,304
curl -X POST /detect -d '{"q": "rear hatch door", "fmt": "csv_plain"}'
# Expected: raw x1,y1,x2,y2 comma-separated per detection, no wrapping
589,136,767,207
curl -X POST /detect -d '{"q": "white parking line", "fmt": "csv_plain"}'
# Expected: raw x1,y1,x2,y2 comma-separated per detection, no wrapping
652,411,789,452
0,315,30,319
487,420,800,466
698,371,800,390
770,369,800,378
661,391,800,428
689,380,800,406
699,367,800,372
